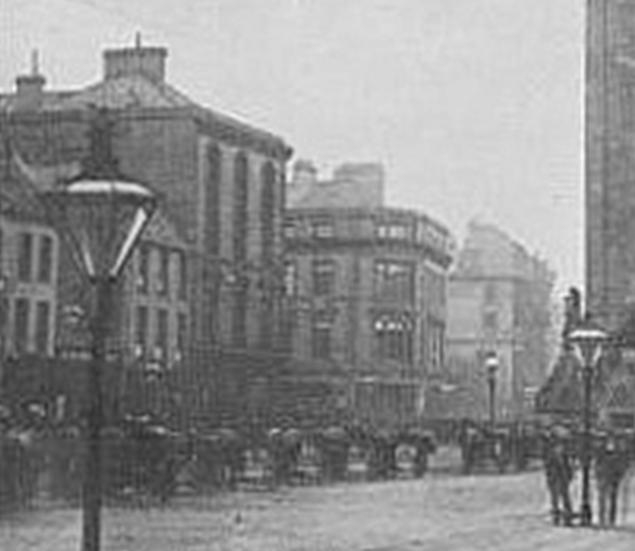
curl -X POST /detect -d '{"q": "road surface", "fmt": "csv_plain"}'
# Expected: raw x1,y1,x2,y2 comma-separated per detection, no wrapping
2,461,634,550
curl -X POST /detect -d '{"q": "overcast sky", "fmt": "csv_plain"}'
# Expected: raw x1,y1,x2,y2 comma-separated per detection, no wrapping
1,0,585,291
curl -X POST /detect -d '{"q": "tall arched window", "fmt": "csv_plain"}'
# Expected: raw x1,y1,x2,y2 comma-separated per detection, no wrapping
233,152,249,262
201,144,222,345
232,152,249,348
260,162,276,260
259,162,277,349
205,144,221,257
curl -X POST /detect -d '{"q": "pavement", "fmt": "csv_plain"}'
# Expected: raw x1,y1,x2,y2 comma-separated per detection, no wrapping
2,448,635,550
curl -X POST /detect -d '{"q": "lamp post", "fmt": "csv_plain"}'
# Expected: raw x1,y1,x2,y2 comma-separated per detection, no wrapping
568,321,608,527
42,180,156,551
485,352,499,425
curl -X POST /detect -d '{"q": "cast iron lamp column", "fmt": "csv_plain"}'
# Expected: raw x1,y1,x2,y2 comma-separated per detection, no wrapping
42,180,156,551
568,322,607,527
485,353,499,425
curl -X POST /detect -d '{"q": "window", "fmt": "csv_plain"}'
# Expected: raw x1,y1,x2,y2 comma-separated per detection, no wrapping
283,219,296,239
176,313,187,359
233,152,249,261
283,261,297,297
34,301,50,355
428,320,445,372
376,222,411,240
312,219,334,238
14,298,30,354
426,270,446,313
232,290,248,348
205,144,221,257
17,233,33,282
137,244,150,294
259,314,273,351
373,313,414,364
374,261,414,302
177,251,187,300
483,310,499,331
157,248,170,296
135,305,148,356
312,316,332,359
261,162,276,259
38,235,53,283
483,282,497,304
155,308,169,361
312,259,336,296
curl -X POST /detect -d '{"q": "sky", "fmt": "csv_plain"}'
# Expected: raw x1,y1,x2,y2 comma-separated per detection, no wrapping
0,0,586,291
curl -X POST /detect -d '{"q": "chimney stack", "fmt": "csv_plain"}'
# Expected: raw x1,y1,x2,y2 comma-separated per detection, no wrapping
14,49,46,111
103,34,168,82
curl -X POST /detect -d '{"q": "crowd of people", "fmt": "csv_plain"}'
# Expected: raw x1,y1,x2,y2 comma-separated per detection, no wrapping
0,412,439,512
4,403,635,531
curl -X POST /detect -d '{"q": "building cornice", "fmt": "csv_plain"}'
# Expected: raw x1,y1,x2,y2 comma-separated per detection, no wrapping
285,238,453,269
287,206,451,237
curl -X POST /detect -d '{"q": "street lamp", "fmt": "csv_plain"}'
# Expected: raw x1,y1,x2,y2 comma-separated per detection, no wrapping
42,179,156,551
485,352,499,425
568,320,608,527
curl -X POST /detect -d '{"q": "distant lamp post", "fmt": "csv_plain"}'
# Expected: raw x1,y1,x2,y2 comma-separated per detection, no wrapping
568,319,608,527
485,352,499,425
43,180,156,551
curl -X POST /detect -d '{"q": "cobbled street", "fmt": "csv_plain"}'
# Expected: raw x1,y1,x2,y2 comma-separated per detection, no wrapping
2,452,635,551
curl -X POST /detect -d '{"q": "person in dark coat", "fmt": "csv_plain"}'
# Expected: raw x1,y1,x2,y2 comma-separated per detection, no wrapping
542,428,574,526
594,432,631,527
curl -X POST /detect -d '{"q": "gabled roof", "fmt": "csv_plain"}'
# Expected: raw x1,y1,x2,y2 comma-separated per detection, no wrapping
58,76,194,110
0,74,290,158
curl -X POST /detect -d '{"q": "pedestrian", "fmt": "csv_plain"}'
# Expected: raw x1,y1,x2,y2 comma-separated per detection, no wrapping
542,427,574,526
594,431,631,528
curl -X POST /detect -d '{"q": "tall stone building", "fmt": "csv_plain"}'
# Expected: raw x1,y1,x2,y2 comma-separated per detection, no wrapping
0,41,292,425
284,160,453,428
586,0,635,328
535,2,635,428
445,221,555,420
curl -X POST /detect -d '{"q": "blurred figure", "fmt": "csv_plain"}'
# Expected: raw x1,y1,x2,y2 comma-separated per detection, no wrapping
542,426,574,526
594,431,631,528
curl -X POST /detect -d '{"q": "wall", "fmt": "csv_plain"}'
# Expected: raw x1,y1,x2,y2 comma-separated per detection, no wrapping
586,0,635,328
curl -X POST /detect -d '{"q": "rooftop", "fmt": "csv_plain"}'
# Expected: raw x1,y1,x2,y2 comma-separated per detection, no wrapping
0,42,290,156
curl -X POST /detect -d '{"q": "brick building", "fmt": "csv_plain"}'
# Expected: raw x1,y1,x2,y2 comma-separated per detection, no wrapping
284,160,453,429
445,221,555,420
0,41,292,425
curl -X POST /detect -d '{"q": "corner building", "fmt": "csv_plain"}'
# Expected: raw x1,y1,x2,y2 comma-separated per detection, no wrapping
0,42,292,424
284,161,453,429
445,221,555,420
